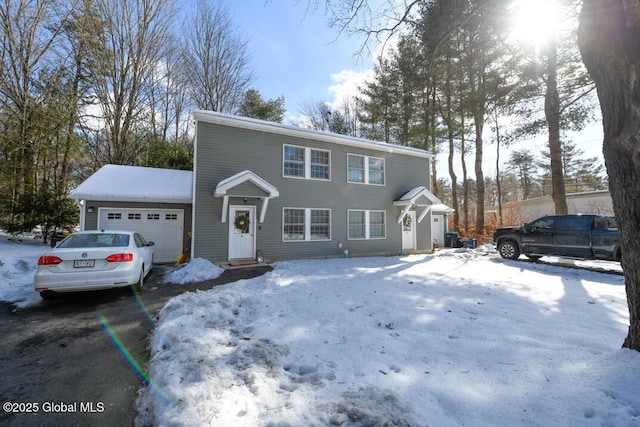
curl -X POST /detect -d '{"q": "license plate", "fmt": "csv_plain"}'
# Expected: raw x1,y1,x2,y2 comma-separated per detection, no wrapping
73,259,95,268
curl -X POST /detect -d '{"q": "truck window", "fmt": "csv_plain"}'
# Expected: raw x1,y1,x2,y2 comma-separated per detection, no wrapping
557,216,587,231
528,217,556,231
594,216,618,229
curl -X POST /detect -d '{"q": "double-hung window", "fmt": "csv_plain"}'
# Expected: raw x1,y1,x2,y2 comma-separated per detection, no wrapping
348,210,386,240
283,208,331,241
283,144,330,180
347,154,385,185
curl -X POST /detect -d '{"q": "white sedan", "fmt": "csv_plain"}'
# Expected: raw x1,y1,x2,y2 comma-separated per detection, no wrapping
34,230,154,299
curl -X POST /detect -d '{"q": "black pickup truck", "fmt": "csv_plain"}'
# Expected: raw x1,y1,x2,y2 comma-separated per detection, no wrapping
493,214,620,261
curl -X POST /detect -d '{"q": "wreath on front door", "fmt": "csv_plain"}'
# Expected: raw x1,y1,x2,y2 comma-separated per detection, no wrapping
234,213,250,233
403,215,412,229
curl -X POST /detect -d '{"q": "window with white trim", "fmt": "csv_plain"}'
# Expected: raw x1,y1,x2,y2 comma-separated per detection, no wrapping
283,208,331,241
347,154,385,185
283,144,330,180
348,209,386,240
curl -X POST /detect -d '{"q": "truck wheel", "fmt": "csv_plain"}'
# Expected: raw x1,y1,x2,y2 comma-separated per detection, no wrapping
498,240,520,260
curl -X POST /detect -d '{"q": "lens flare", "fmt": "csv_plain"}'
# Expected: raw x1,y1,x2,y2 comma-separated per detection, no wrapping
98,312,177,411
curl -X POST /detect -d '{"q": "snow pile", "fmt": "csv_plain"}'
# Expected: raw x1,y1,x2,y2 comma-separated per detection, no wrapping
164,257,224,284
0,234,48,308
136,250,640,426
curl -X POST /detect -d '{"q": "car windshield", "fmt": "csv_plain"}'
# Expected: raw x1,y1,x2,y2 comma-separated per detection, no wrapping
57,233,130,248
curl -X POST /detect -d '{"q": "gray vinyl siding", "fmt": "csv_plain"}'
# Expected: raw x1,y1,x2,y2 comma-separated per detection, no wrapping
81,200,192,252
193,120,433,262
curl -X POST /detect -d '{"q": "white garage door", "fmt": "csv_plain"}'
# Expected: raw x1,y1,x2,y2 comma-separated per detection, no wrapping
98,208,184,263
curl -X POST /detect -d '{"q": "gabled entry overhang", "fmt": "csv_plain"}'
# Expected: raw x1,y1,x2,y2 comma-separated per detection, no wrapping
214,170,279,223
394,186,448,224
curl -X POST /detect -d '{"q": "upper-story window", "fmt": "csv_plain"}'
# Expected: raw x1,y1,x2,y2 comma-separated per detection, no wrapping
347,154,385,185
283,144,330,180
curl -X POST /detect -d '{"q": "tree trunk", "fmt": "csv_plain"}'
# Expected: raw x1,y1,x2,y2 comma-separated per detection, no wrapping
474,113,485,235
578,0,640,350
545,39,568,215
461,117,469,234
448,128,459,231
495,117,502,227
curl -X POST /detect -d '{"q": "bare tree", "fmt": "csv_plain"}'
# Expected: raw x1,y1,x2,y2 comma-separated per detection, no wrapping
0,0,75,230
299,100,333,131
181,0,254,113
81,0,174,166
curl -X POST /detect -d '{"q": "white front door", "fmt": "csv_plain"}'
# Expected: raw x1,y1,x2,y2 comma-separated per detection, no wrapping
228,205,256,260
401,211,417,251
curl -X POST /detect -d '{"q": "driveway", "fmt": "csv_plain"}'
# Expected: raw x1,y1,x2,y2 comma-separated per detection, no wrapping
0,265,271,427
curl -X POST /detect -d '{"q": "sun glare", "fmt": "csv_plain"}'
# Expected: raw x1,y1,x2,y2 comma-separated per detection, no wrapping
510,0,562,47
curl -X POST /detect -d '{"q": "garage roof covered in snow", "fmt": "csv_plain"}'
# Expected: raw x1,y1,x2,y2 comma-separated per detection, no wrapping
68,164,193,204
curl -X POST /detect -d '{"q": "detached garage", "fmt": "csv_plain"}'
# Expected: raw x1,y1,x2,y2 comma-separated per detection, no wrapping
69,165,193,263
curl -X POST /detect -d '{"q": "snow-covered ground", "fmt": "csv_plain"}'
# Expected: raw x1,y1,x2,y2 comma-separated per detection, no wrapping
1,234,638,426
135,247,639,427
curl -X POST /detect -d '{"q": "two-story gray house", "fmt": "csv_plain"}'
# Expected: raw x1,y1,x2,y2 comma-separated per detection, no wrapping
191,111,452,264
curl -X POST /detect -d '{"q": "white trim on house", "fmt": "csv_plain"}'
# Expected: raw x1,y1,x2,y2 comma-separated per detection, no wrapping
193,110,435,160
214,170,280,223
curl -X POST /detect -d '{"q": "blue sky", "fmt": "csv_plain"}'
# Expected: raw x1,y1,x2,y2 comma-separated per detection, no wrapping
227,1,375,122
224,1,605,179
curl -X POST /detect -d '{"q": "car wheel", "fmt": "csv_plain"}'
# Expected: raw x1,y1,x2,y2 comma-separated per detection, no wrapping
498,240,520,260
132,267,144,292
39,290,59,300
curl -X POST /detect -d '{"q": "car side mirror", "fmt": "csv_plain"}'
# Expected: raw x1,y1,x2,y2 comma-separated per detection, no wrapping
147,241,155,246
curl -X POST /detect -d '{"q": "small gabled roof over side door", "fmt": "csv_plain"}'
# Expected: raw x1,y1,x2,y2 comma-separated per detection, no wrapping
394,186,454,224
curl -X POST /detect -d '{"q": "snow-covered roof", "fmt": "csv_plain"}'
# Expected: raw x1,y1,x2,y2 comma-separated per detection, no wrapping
68,164,193,204
431,203,455,213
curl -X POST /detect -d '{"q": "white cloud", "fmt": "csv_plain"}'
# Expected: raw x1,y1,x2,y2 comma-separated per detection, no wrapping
326,68,375,110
